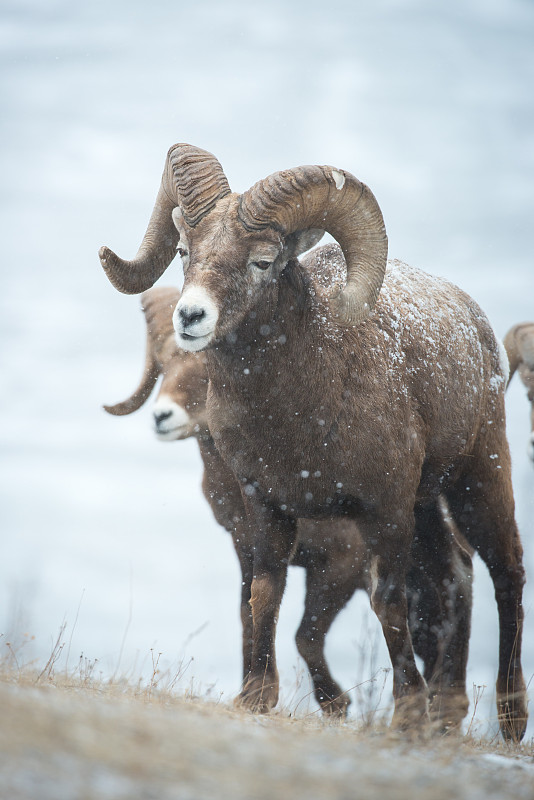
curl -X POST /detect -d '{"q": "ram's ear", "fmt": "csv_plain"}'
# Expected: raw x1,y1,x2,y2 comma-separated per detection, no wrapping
171,207,183,228
285,228,325,259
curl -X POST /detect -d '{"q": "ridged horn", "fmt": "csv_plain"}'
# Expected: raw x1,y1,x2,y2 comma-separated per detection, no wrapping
517,325,534,371
239,165,387,324
103,287,182,414
103,336,160,416
99,144,231,294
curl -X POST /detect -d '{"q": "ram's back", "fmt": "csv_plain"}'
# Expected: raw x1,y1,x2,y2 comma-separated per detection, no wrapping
303,245,507,477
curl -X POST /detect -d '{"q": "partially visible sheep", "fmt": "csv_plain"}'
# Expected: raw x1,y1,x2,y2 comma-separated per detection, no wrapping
504,322,534,464
104,287,209,441
105,287,473,726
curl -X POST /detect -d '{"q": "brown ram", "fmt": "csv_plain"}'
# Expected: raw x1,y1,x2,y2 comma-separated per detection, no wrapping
104,286,474,724
99,144,527,740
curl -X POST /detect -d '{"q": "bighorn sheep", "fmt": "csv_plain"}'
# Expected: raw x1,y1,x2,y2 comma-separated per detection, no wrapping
504,322,534,464
104,286,474,724
99,144,527,740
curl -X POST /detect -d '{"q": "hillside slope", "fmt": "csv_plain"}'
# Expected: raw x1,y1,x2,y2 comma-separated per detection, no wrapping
0,676,533,800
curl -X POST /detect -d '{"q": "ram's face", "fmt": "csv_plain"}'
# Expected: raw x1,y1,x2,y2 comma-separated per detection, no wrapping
172,197,284,352
152,354,209,440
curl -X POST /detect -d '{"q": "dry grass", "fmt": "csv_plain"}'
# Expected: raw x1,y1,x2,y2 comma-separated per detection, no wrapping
0,637,533,800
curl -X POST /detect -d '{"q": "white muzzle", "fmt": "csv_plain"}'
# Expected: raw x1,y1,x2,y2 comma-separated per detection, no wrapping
153,395,193,441
173,287,219,352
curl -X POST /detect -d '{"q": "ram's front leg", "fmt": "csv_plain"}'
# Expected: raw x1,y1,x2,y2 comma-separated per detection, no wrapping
236,497,297,713
231,525,255,684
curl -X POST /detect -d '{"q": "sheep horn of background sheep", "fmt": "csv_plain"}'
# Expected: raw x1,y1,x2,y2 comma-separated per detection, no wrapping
238,165,388,324
99,144,231,294
504,323,534,382
103,301,161,416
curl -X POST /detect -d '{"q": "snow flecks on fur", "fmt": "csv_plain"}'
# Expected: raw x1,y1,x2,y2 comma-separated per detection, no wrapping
304,247,503,407
305,244,348,344
376,261,485,398
489,373,506,392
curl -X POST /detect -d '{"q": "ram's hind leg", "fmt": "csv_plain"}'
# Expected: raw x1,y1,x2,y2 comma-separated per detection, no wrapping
446,453,527,742
408,501,473,734
361,514,429,731
296,558,361,718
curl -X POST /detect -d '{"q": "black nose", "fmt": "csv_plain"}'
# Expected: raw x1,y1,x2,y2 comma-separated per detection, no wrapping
179,306,205,328
154,410,172,426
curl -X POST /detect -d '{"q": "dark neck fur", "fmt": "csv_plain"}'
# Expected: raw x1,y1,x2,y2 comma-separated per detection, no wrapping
208,258,313,376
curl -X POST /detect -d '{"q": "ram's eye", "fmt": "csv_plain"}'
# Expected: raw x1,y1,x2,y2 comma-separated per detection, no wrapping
177,246,188,258
252,260,272,271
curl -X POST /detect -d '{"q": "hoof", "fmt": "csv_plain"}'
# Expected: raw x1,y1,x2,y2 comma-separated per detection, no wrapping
429,690,469,736
235,675,279,714
319,692,351,720
497,692,528,742
391,692,430,734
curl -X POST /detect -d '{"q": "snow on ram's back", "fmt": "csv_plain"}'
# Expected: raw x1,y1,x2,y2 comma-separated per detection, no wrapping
0,0,533,745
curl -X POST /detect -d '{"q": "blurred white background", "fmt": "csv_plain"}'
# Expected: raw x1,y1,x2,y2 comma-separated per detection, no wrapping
1,0,533,735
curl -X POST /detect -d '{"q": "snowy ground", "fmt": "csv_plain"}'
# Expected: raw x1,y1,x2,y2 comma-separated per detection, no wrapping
1,0,533,739
1,678,534,800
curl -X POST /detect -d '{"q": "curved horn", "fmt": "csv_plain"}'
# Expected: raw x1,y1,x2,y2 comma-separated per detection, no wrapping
99,144,231,294
141,286,182,353
503,326,522,383
517,324,534,371
503,323,534,384
103,334,160,416
239,165,387,324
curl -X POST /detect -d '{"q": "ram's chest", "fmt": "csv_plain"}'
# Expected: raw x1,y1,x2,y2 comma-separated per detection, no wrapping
211,390,325,467
206,385,408,516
